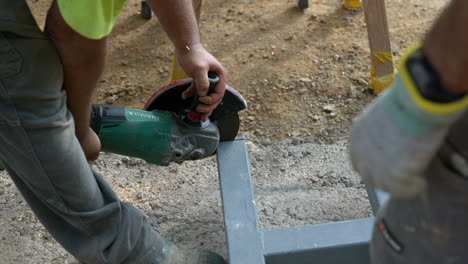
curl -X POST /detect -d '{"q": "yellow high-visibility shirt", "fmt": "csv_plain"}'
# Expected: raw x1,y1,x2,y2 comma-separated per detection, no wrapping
57,0,127,39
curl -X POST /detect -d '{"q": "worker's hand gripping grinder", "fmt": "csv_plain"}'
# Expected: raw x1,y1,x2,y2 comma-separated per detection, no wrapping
90,72,247,165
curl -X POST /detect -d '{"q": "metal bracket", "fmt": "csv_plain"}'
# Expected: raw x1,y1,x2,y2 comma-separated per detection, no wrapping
216,138,388,263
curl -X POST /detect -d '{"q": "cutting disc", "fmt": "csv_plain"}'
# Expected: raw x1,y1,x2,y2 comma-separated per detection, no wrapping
143,79,247,141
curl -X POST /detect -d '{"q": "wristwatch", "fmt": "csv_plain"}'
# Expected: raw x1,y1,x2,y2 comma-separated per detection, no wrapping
405,48,466,103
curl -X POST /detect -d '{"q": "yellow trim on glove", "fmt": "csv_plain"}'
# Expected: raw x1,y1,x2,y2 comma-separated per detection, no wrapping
399,44,468,115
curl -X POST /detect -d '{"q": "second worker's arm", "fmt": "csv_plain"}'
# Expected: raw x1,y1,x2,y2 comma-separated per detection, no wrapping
147,0,228,121
350,0,468,198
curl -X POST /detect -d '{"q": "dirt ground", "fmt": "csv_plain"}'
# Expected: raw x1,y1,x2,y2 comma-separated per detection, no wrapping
0,0,447,263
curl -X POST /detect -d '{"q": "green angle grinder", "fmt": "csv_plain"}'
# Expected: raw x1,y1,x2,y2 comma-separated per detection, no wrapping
90,72,247,166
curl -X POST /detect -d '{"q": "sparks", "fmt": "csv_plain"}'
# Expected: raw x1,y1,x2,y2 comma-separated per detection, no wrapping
185,45,191,51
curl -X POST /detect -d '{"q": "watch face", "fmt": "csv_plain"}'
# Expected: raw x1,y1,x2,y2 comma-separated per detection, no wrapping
409,58,431,91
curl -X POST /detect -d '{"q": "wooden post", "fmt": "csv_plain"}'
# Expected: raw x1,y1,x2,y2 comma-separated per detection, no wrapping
362,0,395,93
170,0,203,81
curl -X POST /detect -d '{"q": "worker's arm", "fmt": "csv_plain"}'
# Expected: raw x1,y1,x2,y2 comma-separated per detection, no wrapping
350,0,468,198
424,0,468,94
44,0,105,161
147,0,228,121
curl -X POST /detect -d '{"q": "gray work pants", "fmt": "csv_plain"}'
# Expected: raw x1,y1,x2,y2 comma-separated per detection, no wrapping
370,114,468,264
0,5,164,264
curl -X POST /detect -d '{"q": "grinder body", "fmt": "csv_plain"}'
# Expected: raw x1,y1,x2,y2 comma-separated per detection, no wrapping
91,105,219,166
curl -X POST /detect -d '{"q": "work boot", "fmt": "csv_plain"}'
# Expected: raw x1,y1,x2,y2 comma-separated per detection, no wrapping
156,240,227,264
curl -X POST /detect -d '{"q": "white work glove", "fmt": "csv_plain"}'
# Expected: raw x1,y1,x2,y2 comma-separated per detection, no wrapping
350,46,468,198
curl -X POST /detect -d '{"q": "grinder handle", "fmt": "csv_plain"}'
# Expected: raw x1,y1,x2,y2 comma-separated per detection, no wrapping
189,72,220,115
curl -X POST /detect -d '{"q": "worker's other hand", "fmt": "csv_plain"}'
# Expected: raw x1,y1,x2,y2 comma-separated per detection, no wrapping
77,127,101,161
178,43,227,121
350,46,468,198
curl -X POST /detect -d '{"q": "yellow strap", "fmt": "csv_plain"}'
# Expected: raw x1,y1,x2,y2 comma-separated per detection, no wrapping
370,51,395,93
344,0,361,9
371,73,395,94
170,55,189,81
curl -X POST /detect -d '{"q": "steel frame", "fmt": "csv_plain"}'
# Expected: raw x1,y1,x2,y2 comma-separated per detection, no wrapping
216,138,389,264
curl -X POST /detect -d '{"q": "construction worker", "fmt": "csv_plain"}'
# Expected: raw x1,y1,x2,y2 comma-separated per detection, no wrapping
350,0,468,263
0,0,227,263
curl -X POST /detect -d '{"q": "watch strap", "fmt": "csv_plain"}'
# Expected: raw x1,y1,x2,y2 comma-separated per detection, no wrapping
406,48,465,103
398,44,468,116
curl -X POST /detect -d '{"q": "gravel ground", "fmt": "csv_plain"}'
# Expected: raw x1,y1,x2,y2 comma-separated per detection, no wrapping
0,134,372,263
